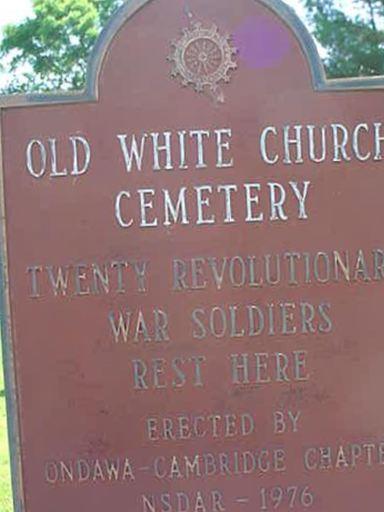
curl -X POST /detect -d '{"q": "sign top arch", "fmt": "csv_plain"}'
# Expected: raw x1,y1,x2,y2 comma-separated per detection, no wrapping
1,0,384,109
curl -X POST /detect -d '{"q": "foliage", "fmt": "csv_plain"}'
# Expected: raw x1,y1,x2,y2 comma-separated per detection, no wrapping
3,0,384,91
304,0,384,78
0,350,12,512
0,0,124,93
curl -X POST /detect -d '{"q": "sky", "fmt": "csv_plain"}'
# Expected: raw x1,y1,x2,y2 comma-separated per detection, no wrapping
0,0,308,33
0,0,33,33
0,0,364,33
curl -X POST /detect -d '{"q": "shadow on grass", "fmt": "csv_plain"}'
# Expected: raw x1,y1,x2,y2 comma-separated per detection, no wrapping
0,389,5,398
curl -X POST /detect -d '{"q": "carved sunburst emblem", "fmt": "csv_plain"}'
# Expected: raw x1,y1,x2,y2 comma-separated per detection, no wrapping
168,20,238,103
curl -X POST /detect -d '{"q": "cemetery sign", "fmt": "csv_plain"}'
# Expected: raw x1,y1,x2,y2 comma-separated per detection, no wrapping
1,0,384,511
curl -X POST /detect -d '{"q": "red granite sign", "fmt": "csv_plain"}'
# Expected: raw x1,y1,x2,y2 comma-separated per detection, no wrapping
2,1,384,511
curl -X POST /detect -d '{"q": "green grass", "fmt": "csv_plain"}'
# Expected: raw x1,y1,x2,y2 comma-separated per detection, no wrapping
0,349,13,512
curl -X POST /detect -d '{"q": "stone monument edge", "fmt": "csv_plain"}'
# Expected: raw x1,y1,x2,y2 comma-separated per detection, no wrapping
0,113,24,512
1,2,384,512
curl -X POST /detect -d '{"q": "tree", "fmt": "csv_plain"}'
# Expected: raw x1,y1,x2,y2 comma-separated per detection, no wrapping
0,0,123,93
3,0,384,91
304,0,384,78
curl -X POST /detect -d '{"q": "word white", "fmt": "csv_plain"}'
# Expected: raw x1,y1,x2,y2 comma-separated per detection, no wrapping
118,128,234,171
